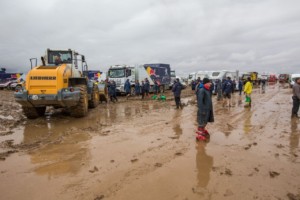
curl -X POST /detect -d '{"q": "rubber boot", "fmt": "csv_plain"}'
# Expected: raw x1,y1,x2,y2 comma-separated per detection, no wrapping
196,127,209,141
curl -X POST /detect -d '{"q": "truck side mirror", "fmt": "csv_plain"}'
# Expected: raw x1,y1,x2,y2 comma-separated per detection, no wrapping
82,55,85,62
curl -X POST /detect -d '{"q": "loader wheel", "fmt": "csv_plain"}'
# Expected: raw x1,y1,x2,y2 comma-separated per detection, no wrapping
89,85,99,108
22,106,46,119
70,85,88,118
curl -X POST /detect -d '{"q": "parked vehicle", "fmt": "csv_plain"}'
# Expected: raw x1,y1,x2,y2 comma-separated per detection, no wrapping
107,63,171,94
15,49,100,119
0,78,17,90
0,68,22,82
289,74,300,88
10,73,27,91
195,71,210,81
169,70,176,89
210,70,239,92
241,72,258,84
187,72,196,85
268,74,277,83
278,74,290,83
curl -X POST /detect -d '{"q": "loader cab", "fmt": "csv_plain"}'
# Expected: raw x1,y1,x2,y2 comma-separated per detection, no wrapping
47,50,73,66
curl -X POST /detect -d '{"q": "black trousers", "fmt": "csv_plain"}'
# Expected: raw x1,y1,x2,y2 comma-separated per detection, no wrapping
292,96,299,115
175,96,181,108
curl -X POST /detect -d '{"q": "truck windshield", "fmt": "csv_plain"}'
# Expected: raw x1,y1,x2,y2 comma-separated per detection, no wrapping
108,69,125,78
188,74,193,79
48,50,72,65
171,71,176,77
212,72,220,76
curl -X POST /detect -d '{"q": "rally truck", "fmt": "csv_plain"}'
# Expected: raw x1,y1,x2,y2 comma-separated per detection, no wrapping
14,49,99,119
107,63,171,94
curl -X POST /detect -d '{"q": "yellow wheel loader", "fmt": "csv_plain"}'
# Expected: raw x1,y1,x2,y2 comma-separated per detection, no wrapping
15,49,99,118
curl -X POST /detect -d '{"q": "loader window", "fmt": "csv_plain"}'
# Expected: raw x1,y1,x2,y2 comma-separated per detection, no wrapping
48,51,72,65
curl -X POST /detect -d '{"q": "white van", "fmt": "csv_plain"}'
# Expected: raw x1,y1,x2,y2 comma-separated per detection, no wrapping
187,72,196,85
195,71,210,81
289,74,300,88
210,70,239,92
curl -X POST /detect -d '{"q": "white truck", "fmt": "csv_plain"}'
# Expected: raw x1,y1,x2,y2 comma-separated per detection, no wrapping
107,64,171,94
210,70,239,93
187,72,196,85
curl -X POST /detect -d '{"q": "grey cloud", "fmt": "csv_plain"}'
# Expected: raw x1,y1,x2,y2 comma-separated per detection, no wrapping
1,0,300,75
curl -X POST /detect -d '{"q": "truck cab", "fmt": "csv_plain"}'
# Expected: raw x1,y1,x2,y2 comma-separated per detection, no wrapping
108,65,135,93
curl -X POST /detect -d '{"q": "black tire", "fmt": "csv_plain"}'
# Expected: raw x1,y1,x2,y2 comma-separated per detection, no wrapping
22,106,46,119
89,85,99,108
70,85,88,118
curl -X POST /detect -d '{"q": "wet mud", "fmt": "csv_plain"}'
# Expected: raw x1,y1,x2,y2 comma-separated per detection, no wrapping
0,86,299,200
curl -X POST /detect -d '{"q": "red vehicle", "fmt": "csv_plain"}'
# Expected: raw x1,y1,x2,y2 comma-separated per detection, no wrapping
268,74,277,82
278,74,289,83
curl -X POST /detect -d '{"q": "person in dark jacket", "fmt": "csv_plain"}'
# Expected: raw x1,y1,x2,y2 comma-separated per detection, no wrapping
108,81,118,102
124,79,131,99
232,80,236,94
135,80,140,96
172,78,183,109
153,81,159,95
215,79,222,101
292,77,300,118
191,80,196,91
238,79,243,95
144,78,150,97
141,80,145,100
196,78,214,141
222,77,233,107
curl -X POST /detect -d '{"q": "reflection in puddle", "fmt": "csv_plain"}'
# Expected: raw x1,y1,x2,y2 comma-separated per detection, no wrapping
243,110,253,134
195,143,213,188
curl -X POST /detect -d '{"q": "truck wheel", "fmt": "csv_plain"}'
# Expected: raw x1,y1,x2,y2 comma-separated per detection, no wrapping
22,106,46,119
89,85,99,108
70,85,88,118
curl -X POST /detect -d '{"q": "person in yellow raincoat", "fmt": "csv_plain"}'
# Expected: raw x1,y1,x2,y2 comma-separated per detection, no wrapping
244,77,253,107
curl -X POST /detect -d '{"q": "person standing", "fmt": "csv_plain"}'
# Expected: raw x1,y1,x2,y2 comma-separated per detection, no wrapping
141,80,145,100
244,77,253,107
261,78,266,93
191,80,196,91
215,79,222,101
108,81,118,102
232,80,236,94
222,77,233,107
144,78,150,97
124,79,131,99
135,80,140,96
154,81,159,95
238,79,243,95
291,77,300,118
172,78,183,109
196,78,214,141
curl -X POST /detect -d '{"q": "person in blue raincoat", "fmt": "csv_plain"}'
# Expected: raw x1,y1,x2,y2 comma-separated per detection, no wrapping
144,78,150,97
124,79,131,99
222,77,233,107
135,80,140,96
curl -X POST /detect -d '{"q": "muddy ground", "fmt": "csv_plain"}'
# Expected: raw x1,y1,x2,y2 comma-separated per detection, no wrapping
0,84,299,200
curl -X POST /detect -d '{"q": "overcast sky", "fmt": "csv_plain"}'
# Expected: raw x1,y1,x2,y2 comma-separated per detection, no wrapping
1,0,300,76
